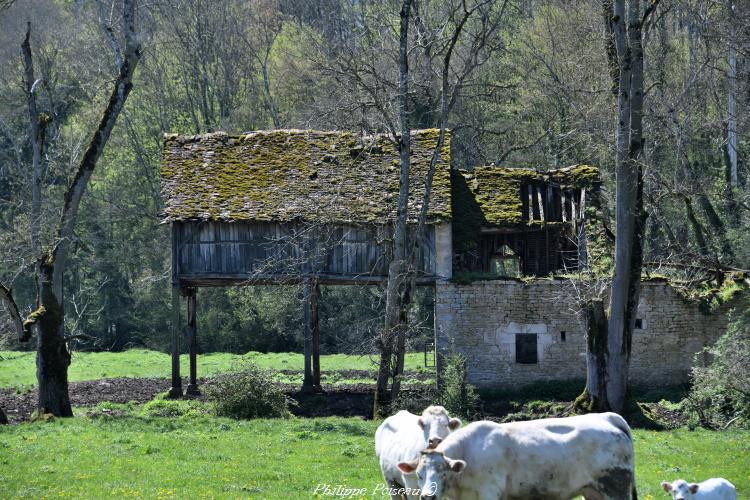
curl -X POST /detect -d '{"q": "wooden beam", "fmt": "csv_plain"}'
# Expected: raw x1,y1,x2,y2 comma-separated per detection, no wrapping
302,276,313,392
168,286,182,398
186,288,199,396
580,188,586,217
537,186,545,222
176,273,438,287
311,280,322,390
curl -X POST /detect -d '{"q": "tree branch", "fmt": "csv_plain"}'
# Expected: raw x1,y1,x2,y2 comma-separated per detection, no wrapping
53,0,142,289
0,283,31,342
22,22,47,256
96,0,124,70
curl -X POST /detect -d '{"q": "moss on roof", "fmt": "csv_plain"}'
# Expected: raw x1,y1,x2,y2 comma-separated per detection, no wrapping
452,164,601,227
160,129,451,224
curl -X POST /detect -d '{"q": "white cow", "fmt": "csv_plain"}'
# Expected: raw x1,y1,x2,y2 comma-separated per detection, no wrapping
661,479,736,500
375,406,462,500
398,412,637,500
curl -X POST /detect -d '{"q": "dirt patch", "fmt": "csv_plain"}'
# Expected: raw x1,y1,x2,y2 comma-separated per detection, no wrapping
0,377,429,423
0,378,172,423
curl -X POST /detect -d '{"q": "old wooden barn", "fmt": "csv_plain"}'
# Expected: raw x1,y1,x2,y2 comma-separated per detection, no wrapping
160,129,453,396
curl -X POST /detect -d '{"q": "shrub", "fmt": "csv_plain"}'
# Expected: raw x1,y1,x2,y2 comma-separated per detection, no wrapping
685,308,750,429
439,354,479,419
140,399,204,418
205,360,293,419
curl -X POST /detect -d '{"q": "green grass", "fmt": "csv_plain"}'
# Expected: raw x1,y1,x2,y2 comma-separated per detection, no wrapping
0,350,430,389
0,413,747,499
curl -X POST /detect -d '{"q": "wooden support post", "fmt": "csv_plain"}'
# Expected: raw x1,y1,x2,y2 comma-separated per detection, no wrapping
186,288,199,396
302,277,313,392
168,286,182,398
537,187,545,222
311,280,322,391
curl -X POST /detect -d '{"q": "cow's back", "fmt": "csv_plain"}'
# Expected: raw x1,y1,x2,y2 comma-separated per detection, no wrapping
439,414,635,500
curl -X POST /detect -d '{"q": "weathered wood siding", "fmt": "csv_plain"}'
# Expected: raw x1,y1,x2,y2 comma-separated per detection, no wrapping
173,221,437,283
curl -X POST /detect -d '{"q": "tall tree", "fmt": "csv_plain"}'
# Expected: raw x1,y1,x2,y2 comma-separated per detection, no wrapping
582,0,658,414
727,0,738,188
374,0,413,417
0,0,142,416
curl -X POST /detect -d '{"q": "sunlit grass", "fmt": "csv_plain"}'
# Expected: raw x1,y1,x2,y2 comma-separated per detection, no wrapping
0,414,746,499
0,349,430,389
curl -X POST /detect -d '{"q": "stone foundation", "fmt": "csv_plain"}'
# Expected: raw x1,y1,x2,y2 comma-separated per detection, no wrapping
435,279,736,389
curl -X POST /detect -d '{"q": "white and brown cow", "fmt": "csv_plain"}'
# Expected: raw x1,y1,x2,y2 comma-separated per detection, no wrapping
398,412,637,500
375,406,462,500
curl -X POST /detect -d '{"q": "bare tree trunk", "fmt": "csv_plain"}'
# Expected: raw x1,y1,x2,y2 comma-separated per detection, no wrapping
727,0,738,188
261,57,281,129
577,299,609,412
35,261,73,416
582,0,654,415
0,1,142,417
22,23,47,256
374,0,412,418
684,196,709,255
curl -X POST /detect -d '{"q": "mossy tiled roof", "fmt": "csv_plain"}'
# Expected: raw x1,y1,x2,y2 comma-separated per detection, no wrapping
452,164,600,226
160,129,451,224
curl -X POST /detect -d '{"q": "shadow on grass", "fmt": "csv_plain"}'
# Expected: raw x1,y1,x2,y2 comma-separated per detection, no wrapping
477,379,690,429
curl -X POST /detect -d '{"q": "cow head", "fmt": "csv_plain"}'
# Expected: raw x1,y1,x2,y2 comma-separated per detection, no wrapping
417,406,462,449
398,450,466,500
661,480,700,500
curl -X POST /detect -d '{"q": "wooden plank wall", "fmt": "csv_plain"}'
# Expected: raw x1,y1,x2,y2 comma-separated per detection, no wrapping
174,221,436,280
520,183,585,224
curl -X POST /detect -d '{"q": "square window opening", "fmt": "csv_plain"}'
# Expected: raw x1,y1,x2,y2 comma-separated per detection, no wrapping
515,334,538,364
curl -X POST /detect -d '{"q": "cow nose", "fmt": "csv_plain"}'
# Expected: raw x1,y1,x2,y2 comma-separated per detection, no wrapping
428,438,441,448
421,496,436,500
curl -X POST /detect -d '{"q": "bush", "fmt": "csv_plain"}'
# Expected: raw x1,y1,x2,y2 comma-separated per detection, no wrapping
439,354,479,419
685,308,750,429
205,360,293,419
140,399,204,418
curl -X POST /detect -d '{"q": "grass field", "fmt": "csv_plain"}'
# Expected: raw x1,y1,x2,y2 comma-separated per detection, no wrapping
0,411,747,499
0,350,429,389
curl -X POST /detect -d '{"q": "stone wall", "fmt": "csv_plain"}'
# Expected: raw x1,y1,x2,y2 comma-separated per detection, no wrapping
435,279,737,388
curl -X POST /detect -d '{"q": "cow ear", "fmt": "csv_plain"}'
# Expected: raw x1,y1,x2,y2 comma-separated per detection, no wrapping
449,418,462,430
417,418,425,428
688,484,699,494
661,482,673,492
447,458,466,473
397,459,419,475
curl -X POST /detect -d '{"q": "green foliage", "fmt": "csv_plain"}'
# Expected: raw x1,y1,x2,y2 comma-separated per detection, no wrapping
439,354,479,420
684,308,750,429
204,360,293,419
140,398,205,418
673,276,749,315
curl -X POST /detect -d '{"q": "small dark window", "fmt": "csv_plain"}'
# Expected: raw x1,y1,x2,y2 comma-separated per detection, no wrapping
560,331,566,342
516,334,538,364
634,318,643,329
